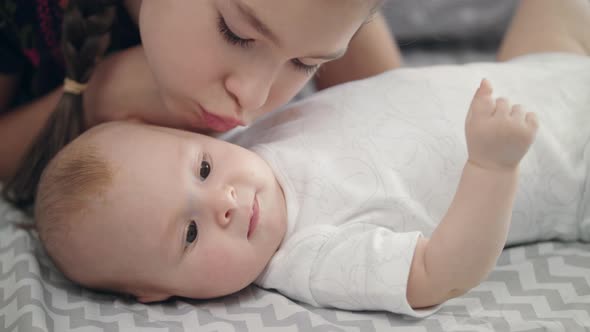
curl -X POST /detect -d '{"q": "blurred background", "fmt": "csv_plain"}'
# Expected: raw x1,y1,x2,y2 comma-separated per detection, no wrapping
382,0,518,66
294,0,519,99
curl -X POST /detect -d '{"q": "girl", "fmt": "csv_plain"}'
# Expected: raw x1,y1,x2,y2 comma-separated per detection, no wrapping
0,0,399,207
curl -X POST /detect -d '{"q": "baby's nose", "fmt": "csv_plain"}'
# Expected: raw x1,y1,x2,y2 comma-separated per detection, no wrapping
213,185,237,227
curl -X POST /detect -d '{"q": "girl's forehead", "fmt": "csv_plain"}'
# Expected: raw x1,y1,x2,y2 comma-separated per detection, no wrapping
249,0,374,17
242,0,372,48
240,0,373,25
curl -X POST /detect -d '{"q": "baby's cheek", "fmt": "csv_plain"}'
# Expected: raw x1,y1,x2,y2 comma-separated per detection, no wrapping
204,245,248,276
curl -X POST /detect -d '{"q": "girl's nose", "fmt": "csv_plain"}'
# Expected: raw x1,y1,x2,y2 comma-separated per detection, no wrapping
224,60,279,112
213,185,238,227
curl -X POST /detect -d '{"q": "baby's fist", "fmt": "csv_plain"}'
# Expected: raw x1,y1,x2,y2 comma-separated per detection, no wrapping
465,79,539,170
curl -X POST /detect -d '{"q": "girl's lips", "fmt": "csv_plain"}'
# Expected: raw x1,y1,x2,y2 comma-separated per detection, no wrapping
248,195,259,239
201,109,243,132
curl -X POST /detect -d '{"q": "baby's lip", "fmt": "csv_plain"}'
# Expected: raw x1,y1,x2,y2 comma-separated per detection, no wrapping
248,195,259,239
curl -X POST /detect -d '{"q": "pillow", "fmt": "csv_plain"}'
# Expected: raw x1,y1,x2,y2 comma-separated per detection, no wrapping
381,0,518,42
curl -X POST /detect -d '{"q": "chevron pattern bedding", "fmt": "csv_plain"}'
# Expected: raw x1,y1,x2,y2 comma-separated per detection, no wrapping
2,192,590,332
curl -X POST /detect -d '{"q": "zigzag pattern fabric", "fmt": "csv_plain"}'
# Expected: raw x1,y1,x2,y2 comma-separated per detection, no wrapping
1,198,589,331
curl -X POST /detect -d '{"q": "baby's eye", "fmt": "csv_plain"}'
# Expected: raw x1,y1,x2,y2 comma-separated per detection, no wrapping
185,220,198,246
200,160,211,180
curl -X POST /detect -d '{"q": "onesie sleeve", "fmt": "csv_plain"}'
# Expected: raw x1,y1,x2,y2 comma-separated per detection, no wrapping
255,223,440,317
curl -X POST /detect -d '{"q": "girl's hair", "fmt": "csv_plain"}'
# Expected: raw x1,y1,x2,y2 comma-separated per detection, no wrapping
2,0,118,211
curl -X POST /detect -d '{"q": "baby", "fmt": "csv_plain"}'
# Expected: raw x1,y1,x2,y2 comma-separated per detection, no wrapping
34,55,590,317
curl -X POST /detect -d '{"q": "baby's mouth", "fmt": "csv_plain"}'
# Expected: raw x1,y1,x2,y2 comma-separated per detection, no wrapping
248,195,259,239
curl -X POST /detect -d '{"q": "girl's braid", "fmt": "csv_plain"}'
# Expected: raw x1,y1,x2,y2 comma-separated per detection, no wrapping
2,0,118,211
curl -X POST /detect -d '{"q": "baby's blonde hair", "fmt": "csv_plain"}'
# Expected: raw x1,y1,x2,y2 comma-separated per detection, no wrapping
35,137,113,276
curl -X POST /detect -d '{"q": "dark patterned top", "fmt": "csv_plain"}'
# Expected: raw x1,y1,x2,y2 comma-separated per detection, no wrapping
0,0,140,109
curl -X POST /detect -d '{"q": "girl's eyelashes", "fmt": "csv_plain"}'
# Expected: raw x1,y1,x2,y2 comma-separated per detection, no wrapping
185,220,198,248
291,59,320,76
199,154,211,181
217,14,320,76
218,15,254,48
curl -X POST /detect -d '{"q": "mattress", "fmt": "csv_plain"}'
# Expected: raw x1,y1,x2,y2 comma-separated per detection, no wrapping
2,201,589,331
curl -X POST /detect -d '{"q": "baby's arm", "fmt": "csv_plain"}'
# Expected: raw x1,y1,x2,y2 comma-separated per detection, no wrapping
406,79,539,308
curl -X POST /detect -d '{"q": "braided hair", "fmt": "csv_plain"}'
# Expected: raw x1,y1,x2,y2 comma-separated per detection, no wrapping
2,0,118,210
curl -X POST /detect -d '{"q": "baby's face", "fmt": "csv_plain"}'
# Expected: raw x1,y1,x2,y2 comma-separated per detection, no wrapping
73,122,287,302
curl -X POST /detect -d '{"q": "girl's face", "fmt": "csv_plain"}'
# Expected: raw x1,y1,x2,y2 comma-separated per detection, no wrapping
138,0,373,132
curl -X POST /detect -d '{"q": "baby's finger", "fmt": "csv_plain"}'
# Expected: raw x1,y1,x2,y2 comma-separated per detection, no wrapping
525,112,539,131
476,79,493,96
468,79,495,118
494,98,511,117
510,104,526,122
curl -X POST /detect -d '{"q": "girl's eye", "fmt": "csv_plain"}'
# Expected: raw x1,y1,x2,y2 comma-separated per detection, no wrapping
218,15,254,48
291,59,320,76
217,13,318,75
185,220,198,247
200,160,211,180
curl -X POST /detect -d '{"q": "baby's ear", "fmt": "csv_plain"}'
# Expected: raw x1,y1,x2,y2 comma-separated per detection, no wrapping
136,292,170,303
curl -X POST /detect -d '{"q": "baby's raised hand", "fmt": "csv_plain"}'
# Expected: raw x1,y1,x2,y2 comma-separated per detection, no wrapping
465,79,539,171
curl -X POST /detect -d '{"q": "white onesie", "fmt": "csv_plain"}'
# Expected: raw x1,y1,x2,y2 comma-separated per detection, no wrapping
228,53,590,317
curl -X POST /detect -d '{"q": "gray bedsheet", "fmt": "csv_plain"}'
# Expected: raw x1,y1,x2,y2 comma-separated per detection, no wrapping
2,192,590,332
